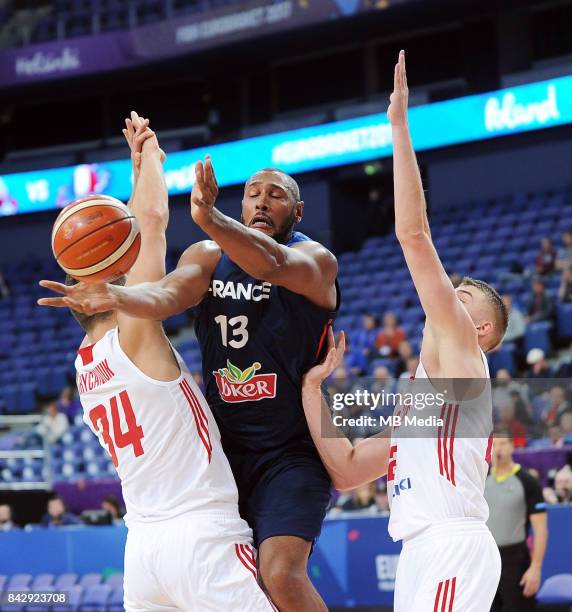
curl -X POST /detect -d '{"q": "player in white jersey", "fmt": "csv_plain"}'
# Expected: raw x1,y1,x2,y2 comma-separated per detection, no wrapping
40,114,273,612
300,52,508,611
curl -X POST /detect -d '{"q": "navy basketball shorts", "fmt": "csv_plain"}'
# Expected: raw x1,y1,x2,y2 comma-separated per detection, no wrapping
235,448,332,547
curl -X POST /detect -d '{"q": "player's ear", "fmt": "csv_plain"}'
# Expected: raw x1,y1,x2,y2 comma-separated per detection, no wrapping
295,200,304,223
476,320,493,336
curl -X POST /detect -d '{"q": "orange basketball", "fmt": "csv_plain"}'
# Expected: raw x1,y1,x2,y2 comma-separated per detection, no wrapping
51,195,141,283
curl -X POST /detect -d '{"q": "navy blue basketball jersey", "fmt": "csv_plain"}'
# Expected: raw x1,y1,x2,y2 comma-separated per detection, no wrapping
193,232,339,455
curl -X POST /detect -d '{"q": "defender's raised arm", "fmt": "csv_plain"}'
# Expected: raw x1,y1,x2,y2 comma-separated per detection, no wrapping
389,51,483,372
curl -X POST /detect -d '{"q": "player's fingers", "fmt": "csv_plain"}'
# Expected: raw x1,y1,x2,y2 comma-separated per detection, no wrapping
337,330,346,354
37,297,68,307
205,155,218,188
400,50,407,89
39,280,68,294
394,59,400,92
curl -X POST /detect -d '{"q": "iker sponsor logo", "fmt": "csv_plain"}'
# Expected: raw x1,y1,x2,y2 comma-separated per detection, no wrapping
213,360,277,403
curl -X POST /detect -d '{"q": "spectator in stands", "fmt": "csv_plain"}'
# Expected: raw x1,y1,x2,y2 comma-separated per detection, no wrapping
0,504,19,531
534,238,557,275
36,400,69,445
543,465,572,505
375,483,390,513
40,496,81,527
558,411,572,444
525,278,554,323
501,294,525,344
525,349,553,392
542,386,570,427
343,336,368,376
101,495,125,524
555,230,572,270
558,265,572,303
394,340,413,378
374,312,406,358
493,370,529,414
496,399,528,448
0,270,9,299
56,386,81,424
486,433,547,611
556,343,572,378
353,313,379,359
338,482,378,513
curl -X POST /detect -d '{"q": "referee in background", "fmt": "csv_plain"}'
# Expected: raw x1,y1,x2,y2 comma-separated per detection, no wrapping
485,432,548,611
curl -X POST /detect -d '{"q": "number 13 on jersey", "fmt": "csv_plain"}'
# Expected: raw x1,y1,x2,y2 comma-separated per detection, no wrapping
89,390,144,467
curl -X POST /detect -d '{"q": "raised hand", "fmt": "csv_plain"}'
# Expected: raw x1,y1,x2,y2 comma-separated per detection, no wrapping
190,154,219,226
37,280,118,315
387,50,409,127
123,111,165,184
303,328,346,390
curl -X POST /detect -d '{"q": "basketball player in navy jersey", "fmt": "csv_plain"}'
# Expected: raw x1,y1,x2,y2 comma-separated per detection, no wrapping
41,161,339,611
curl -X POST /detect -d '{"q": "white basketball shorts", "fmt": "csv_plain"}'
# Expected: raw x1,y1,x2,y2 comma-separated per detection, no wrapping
124,513,275,611
394,518,501,611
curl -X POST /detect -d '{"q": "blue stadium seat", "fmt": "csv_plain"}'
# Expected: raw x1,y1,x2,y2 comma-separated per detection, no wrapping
7,574,32,589
78,574,102,590
107,586,124,612
80,583,111,611
557,303,572,340
52,584,83,612
536,574,572,604
104,574,124,590
524,321,552,356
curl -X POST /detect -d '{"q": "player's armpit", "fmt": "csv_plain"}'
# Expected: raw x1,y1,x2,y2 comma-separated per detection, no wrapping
262,241,337,310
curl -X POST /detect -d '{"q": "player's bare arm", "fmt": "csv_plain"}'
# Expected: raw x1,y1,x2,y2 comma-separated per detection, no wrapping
113,113,183,379
38,241,220,320
191,155,337,310
302,329,391,491
389,51,484,378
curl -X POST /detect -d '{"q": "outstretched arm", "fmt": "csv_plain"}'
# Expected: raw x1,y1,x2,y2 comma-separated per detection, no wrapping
190,156,337,310
301,330,390,491
38,241,220,319
389,51,477,354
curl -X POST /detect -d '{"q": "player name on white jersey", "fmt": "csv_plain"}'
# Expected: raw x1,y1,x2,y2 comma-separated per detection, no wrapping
77,358,116,394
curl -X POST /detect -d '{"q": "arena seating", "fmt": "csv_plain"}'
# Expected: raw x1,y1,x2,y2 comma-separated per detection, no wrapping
1,183,572,486
0,572,123,612
2,0,278,46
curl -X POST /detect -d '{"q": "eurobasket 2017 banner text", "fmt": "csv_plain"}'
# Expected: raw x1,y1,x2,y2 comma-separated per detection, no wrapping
0,74,567,217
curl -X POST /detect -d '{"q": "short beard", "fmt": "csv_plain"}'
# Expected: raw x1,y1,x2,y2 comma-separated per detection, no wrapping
242,210,297,245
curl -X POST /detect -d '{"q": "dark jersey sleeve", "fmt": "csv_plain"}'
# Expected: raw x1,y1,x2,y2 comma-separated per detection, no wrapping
516,468,547,515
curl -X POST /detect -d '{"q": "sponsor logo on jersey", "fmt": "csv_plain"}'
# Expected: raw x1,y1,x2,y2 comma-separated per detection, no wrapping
213,360,277,403
209,279,271,301
391,477,412,498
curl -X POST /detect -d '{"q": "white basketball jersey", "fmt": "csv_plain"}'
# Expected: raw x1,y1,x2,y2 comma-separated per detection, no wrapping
76,328,239,526
387,351,493,542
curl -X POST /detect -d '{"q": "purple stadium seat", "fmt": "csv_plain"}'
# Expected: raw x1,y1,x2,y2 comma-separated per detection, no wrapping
52,585,83,612
107,586,124,612
0,575,6,590
7,574,32,589
78,574,102,589
0,587,29,612
80,584,111,611
537,574,572,604
104,573,123,590
54,574,78,589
